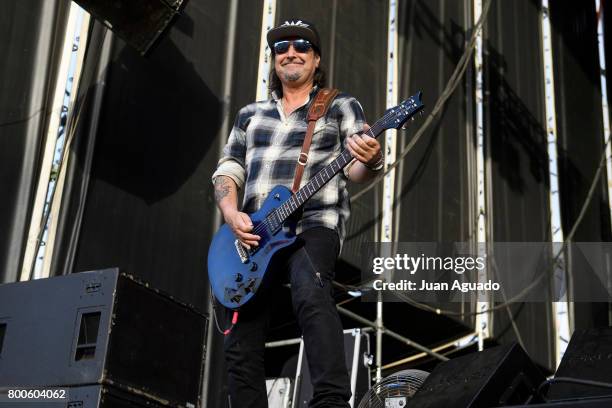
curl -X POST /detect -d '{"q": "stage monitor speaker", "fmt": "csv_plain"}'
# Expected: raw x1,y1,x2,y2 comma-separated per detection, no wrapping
407,343,545,407
548,327,612,401
0,268,207,408
73,0,186,55
292,328,371,408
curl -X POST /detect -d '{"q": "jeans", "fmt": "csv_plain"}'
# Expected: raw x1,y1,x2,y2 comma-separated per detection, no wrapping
223,227,351,408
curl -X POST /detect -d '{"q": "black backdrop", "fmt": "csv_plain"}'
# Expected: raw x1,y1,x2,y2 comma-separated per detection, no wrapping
549,0,612,332
484,0,555,370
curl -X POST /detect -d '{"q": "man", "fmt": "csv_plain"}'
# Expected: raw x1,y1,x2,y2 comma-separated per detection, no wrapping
212,20,382,408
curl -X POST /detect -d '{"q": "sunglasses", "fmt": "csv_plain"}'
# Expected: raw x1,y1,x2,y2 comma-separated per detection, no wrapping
273,39,313,54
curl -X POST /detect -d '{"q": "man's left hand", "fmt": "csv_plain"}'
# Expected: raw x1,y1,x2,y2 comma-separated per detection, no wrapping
347,125,382,168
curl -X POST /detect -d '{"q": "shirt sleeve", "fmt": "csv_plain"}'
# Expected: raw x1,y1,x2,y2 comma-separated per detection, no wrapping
335,96,367,177
211,107,250,189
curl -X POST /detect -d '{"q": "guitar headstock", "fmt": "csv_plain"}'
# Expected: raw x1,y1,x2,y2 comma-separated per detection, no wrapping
380,92,424,131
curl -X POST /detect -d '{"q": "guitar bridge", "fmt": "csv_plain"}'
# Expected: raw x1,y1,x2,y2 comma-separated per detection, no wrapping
234,239,249,263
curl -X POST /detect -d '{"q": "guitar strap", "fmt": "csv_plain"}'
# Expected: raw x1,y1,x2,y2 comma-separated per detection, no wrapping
291,87,339,193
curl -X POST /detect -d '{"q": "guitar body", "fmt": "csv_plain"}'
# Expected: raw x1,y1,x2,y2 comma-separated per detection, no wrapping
208,185,297,309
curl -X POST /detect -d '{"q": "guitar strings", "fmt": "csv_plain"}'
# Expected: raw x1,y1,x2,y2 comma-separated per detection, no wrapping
250,106,408,236
247,102,416,238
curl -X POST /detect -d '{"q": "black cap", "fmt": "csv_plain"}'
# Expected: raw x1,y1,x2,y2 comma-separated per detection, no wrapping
266,19,321,55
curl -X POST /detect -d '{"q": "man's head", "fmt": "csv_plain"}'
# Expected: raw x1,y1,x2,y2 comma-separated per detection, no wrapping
266,20,326,95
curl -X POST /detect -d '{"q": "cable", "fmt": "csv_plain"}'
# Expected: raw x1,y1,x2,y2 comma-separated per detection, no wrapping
537,376,612,402
335,129,612,318
210,286,240,335
351,0,493,203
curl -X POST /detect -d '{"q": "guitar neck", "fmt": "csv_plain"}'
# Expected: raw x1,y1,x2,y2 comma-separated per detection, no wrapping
271,119,387,225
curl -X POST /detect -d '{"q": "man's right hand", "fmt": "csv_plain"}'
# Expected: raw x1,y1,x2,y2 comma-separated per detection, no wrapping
224,210,261,249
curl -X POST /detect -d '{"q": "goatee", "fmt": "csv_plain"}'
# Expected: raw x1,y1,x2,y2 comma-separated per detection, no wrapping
283,72,301,82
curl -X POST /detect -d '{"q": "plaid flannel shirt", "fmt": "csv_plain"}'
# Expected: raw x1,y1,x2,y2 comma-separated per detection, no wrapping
212,87,366,244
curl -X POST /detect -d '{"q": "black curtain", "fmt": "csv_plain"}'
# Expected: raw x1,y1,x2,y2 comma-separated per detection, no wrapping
368,0,476,373
0,0,71,283
549,0,612,331
484,0,555,371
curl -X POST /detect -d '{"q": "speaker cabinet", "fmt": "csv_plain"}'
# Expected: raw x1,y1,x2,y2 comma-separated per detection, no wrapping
73,0,186,54
408,343,545,407
548,327,612,401
0,268,207,408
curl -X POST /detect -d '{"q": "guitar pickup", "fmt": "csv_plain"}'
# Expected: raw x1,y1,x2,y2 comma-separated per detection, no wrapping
234,239,249,263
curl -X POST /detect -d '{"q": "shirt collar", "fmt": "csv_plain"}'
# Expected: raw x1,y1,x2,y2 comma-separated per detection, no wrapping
274,85,319,122
271,85,319,102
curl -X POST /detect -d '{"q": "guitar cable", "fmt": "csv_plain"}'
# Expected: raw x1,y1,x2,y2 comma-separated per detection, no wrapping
211,287,240,336
224,311,239,336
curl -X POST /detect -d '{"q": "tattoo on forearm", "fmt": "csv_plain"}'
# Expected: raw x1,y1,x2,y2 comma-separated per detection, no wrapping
214,177,231,202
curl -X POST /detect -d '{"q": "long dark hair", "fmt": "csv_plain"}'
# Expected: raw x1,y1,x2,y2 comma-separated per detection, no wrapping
268,63,327,97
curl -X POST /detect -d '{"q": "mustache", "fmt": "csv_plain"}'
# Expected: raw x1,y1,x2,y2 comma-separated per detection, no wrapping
281,59,305,66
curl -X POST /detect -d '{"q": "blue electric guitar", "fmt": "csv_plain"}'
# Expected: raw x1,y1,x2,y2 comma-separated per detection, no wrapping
208,92,424,309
